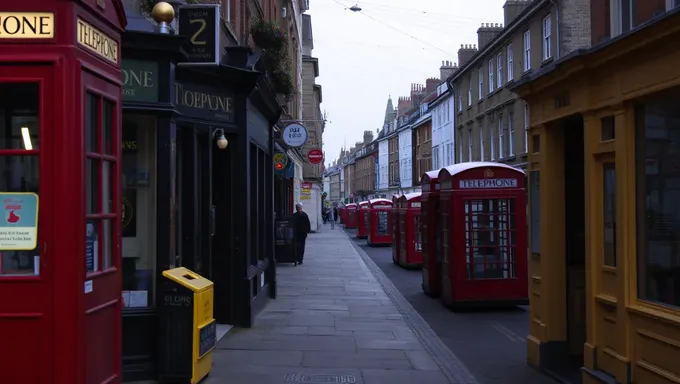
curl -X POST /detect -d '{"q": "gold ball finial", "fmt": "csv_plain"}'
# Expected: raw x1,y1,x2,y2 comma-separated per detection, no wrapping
151,2,175,24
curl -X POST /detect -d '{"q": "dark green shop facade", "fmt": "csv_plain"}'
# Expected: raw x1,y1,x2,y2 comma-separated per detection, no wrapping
119,25,280,381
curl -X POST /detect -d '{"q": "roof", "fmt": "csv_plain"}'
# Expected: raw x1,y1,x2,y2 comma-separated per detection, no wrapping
421,170,439,181
404,192,422,200
439,161,525,177
369,198,392,205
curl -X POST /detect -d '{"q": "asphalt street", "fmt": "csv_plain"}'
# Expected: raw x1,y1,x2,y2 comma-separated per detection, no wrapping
343,227,557,384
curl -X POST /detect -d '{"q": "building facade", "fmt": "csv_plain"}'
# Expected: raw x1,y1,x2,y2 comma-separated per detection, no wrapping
353,136,378,200
412,106,433,188
510,3,680,383
430,80,455,169
398,117,414,192
447,0,591,171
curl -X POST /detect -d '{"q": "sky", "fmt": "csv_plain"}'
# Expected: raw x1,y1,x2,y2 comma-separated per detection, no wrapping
307,0,507,167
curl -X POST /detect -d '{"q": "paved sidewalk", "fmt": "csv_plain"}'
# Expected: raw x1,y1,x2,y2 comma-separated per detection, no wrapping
207,226,479,384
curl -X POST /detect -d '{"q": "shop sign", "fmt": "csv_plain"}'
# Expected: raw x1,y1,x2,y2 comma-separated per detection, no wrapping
174,81,234,123
301,181,312,190
0,12,54,39
122,60,158,102
178,5,220,65
282,123,308,147
76,18,119,64
274,151,289,172
307,149,323,164
0,193,38,251
459,178,518,189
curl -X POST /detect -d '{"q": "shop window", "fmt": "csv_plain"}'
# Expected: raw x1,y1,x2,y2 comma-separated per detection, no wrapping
121,115,156,308
603,163,616,266
0,83,40,276
635,92,680,308
529,170,541,254
601,116,615,141
464,199,517,279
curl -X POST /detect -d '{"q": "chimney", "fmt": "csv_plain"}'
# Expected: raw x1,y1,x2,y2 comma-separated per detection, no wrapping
477,23,504,50
457,44,478,67
410,83,426,105
363,130,374,144
439,60,458,80
503,0,530,26
426,78,440,94
397,96,412,117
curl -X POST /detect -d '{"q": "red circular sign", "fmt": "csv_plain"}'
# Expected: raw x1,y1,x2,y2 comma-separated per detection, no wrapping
307,149,323,164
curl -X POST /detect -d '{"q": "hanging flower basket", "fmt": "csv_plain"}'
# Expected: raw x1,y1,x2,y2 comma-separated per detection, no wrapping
270,69,295,97
250,18,287,52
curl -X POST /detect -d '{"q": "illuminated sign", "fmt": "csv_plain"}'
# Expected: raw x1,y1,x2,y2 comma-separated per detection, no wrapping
274,151,288,172
76,18,118,64
0,12,54,39
458,178,518,189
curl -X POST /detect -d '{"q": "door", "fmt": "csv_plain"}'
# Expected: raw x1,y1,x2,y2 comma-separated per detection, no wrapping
0,66,53,383
81,70,122,383
197,132,213,279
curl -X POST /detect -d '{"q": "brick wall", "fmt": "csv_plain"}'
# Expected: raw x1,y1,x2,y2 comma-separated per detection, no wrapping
558,0,592,55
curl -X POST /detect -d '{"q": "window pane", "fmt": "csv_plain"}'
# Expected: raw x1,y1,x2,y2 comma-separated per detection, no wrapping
102,219,112,269
86,93,98,153
0,83,39,150
103,100,113,155
122,115,156,308
603,163,616,266
464,199,517,279
636,92,680,308
86,220,99,273
102,161,112,213
86,158,98,213
601,116,615,141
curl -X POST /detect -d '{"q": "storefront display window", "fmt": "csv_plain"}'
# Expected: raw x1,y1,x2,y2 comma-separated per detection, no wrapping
0,83,40,276
636,90,680,308
122,115,157,308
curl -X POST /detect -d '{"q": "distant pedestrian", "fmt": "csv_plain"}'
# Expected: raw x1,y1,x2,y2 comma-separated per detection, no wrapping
333,207,339,223
293,203,311,264
329,209,335,229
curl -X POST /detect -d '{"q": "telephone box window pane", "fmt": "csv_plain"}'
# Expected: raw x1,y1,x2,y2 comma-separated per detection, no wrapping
414,215,422,251
0,83,39,150
102,219,112,269
103,100,113,155
86,158,98,213
86,221,99,272
464,199,517,279
377,211,389,236
86,93,98,153
603,163,616,266
102,161,112,213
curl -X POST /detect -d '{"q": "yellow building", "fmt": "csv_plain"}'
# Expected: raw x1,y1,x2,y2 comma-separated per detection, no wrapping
510,10,680,384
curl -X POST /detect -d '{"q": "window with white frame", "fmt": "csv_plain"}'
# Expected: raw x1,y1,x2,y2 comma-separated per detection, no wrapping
498,118,505,158
490,120,496,160
467,128,472,162
667,0,680,10
478,68,484,100
508,111,515,156
447,143,452,165
611,0,633,37
507,44,514,81
467,79,472,106
524,103,529,153
457,88,462,111
433,146,439,169
523,30,531,71
488,60,494,93
459,132,464,163
497,53,503,88
542,15,552,60
480,125,485,160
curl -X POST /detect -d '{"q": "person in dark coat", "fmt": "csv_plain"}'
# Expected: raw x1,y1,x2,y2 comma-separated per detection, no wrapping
293,202,311,264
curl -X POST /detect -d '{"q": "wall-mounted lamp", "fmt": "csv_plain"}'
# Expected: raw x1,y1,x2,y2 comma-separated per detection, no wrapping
214,128,228,150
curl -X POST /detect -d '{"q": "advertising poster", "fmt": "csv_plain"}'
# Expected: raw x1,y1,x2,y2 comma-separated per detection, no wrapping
0,193,39,251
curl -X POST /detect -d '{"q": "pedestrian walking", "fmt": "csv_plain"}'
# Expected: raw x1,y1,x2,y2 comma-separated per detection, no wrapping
329,208,335,229
293,202,311,264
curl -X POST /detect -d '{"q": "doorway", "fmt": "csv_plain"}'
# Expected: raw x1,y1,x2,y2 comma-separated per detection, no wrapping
560,116,586,382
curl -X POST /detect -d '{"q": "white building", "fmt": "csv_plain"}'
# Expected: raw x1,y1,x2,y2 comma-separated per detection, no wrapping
430,82,455,169
377,138,389,192
398,125,413,191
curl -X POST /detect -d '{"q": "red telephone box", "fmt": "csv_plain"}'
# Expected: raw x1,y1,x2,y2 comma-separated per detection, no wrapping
0,2,127,383
366,198,392,246
355,201,370,239
439,162,528,308
345,203,357,229
421,170,442,297
391,194,402,264
397,193,423,269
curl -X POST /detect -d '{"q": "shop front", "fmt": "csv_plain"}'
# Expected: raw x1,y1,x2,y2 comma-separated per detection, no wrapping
0,1,127,383
119,6,281,381
510,10,680,384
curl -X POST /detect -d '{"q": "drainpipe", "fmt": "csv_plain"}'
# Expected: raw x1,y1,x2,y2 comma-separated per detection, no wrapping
550,0,561,58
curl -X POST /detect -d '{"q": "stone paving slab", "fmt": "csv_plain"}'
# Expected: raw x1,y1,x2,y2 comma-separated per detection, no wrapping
207,227,479,384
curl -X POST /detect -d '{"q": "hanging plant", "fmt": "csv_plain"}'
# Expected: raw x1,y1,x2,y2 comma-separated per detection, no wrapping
250,18,287,52
270,69,295,97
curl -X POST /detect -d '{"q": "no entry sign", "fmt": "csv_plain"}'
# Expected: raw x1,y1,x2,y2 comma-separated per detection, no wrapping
307,149,323,164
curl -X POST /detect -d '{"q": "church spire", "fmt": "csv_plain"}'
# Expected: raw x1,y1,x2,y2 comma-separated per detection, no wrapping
383,95,394,125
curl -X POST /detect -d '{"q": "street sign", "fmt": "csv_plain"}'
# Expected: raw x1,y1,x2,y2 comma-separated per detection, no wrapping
273,151,288,172
177,5,220,65
307,149,323,164
282,123,308,147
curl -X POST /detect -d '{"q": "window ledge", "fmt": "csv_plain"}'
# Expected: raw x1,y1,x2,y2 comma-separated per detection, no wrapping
540,57,554,67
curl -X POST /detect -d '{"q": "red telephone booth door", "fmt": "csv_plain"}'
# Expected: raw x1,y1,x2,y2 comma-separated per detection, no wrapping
452,193,528,303
391,203,400,263
0,66,54,383
356,204,369,238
